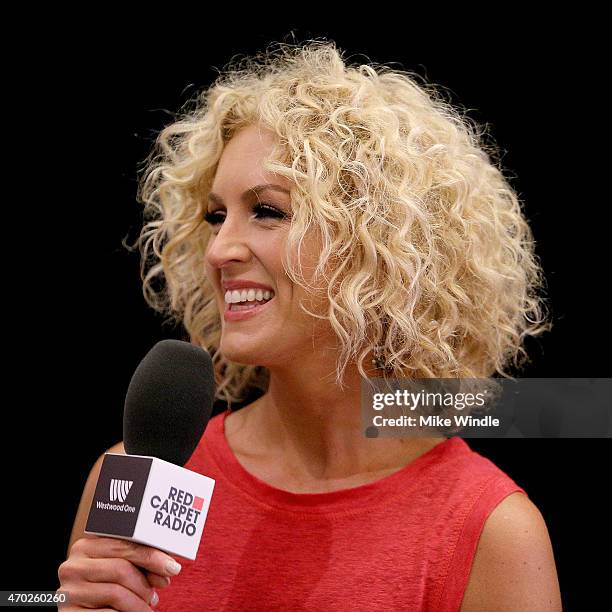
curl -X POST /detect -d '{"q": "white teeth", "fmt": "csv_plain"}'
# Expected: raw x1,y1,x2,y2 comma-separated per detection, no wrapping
224,288,275,304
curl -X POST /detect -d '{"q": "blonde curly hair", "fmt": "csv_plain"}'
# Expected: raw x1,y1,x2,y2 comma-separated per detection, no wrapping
131,39,552,406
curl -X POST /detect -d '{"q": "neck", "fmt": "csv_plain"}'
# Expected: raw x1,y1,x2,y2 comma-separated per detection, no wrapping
243,352,444,482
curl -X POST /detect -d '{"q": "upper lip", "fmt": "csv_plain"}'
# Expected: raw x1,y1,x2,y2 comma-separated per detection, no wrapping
222,279,275,292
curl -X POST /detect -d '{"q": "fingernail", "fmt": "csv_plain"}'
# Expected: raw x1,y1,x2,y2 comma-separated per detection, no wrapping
150,590,159,607
166,559,182,575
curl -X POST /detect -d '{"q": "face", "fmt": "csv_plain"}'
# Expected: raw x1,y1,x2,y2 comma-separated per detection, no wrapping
204,124,330,366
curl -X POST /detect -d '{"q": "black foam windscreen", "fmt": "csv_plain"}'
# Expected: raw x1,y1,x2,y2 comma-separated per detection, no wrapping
123,339,215,466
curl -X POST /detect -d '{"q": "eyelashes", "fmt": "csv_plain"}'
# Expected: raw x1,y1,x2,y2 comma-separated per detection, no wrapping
204,202,288,228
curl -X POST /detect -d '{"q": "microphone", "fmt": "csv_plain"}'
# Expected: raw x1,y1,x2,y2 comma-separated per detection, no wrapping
123,339,215,465
85,340,217,560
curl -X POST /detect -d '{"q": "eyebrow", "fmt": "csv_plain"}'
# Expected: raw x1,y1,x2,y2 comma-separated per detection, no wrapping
208,183,290,206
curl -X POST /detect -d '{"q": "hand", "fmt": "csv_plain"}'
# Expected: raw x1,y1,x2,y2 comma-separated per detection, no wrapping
57,535,181,611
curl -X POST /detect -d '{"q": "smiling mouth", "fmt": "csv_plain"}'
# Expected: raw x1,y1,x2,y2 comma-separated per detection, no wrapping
224,288,275,312
228,297,273,311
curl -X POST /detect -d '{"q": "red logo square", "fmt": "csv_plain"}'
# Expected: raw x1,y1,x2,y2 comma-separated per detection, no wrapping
192,496,204,510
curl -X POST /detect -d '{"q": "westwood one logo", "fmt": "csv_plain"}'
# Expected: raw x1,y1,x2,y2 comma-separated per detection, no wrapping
110,478,133,503
150,486,204,537
95,478,136,513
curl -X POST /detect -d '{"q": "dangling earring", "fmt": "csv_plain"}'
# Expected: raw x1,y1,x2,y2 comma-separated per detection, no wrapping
371,345,389,371
371,315,391,371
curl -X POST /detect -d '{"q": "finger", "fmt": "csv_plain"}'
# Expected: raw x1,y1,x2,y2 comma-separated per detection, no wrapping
61,556,157,604
145,570,172,589
61,581,154,612
71,537,182,578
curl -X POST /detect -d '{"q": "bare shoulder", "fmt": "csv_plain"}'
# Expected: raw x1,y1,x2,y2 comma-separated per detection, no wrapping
460,492,562,611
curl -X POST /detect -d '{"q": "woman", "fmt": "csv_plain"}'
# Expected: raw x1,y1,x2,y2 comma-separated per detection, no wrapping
59,41,561,610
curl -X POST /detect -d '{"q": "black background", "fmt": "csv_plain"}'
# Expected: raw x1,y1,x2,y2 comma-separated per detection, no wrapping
3,18,608,611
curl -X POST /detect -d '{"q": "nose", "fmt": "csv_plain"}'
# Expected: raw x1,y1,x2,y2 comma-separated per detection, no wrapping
204,214,253,270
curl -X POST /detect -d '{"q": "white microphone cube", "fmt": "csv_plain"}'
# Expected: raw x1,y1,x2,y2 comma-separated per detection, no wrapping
85,453,215,560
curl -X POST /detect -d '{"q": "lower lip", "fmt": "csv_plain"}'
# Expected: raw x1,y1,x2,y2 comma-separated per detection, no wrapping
224,297,275,322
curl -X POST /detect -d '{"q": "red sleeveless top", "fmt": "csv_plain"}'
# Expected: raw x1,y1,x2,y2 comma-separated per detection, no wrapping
155,409,526,611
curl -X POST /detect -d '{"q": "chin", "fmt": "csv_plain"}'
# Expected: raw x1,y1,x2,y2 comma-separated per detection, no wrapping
220,340,286,370
219,341,261,366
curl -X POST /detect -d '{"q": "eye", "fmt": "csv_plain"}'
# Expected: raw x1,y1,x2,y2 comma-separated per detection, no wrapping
203,210,225,226
203,202,288,228
253,202,288,221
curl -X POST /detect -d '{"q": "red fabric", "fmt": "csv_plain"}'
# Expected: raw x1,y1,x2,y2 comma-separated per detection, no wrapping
155,408,526,611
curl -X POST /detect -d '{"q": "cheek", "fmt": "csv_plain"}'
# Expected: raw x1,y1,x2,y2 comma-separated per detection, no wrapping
204,264,219,291
203,244,215,274
281,238,330,315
